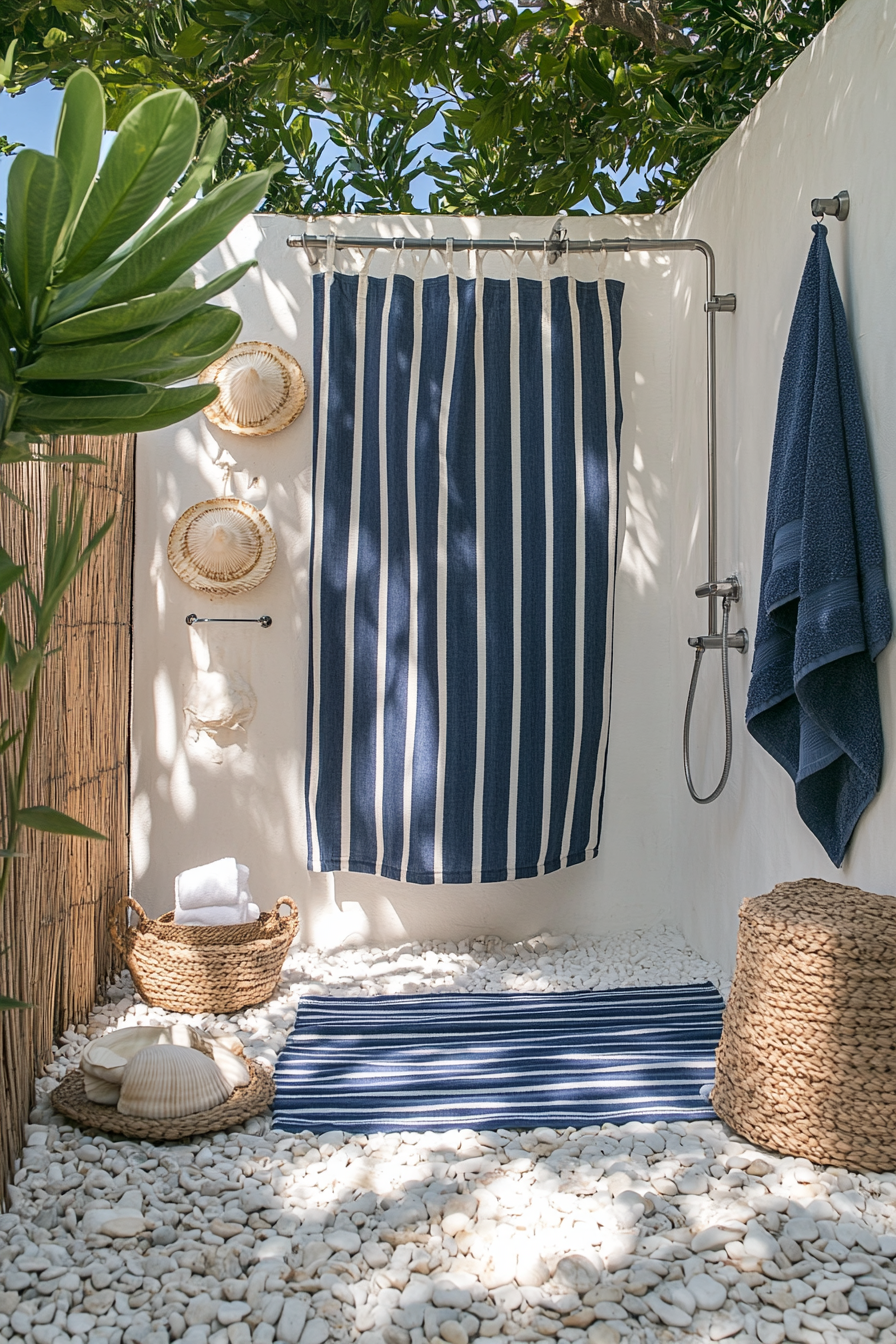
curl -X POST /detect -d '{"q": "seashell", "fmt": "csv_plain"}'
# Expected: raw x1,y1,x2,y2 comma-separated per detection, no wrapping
81,1026,173,1085
199,342,306,436
184,669,256,740
214,1034,245,1057
83,1075,121,1105
167,498,276,596
118,1044,233,1119
209,1041,250,1090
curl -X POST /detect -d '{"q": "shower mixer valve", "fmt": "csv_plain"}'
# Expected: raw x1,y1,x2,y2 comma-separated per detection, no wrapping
688,576,748,652
694,577,740,602
683,575,749,805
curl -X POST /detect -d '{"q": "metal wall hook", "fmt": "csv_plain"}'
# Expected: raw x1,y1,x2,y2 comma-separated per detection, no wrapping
186,614,272,628
811,190,849,222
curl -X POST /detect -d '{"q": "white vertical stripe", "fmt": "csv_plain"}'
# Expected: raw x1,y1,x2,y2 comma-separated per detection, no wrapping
506,261,523,877
432,258,458,881
373,267,397,874
471,259,488,879
399,267,425,879
561,276,587,864
306,266,334,872
339,270,369,868
537,271,554,872
589,266,619,856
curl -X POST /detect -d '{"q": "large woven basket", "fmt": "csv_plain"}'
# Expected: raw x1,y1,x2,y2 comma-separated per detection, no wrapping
713,878,896,1171
110,895,299,1014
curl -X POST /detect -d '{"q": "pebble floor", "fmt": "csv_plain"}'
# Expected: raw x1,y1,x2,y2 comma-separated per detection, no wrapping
7,926,896,1344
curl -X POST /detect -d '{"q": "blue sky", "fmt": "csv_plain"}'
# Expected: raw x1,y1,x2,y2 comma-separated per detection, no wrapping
0,81,64,209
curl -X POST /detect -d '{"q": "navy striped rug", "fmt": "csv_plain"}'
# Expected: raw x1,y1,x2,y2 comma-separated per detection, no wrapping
272,982,722,1133
305,265,623,884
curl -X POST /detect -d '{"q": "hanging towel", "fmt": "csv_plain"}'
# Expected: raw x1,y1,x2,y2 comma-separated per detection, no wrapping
746,223,892,865
305,261,623,883
174,856,242,910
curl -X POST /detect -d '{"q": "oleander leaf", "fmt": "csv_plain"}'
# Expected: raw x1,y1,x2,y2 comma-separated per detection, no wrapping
5,150,71,324
18,806,106,840
39,262,252,345
21,304,241,383
60,89,199,283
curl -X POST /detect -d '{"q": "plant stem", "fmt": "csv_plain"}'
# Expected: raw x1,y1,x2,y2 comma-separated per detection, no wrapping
0,659,42,909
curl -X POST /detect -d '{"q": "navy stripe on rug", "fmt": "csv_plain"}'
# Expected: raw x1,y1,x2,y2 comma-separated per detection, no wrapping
272,982,723,1133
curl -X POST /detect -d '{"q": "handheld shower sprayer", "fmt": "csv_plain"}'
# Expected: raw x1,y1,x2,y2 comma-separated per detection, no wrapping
683,576,748,803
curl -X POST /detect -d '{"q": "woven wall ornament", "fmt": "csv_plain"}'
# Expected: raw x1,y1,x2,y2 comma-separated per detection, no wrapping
168,498,276,595
199,341,306,436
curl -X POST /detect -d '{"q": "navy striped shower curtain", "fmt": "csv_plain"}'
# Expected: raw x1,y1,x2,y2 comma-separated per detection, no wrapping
305,260,623,884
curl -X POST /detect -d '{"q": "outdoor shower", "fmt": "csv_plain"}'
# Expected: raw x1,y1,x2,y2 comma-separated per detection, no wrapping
289,222,742,805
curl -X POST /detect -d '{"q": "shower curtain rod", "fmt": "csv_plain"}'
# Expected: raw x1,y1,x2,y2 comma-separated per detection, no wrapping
288,229,736,638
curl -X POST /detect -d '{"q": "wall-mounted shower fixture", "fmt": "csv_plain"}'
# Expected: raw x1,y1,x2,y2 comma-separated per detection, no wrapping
811,191,849,221
290,226,740,803
684,577,748,804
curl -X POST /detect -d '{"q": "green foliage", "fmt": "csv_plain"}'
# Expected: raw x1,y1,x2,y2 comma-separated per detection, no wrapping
1,0,846,215
0,65,276,455
0,66,273,1011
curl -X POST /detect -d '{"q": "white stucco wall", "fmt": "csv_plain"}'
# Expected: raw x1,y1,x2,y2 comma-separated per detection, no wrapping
132,0,895,959
668,0,896,967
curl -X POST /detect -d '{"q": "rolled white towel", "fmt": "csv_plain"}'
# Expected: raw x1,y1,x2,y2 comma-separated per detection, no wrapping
175,857,241,910
174,896,261,926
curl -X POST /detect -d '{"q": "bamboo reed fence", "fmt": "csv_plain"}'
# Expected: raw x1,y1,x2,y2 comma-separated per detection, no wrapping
0,436,134,1185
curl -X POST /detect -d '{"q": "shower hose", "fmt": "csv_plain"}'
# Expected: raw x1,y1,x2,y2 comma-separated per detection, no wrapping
683,593,734,804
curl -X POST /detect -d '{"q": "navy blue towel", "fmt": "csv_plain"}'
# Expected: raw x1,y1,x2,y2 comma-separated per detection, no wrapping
746,224,891,865
272,982,723,1133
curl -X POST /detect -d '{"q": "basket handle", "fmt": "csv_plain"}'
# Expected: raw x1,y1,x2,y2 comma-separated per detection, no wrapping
272,896,300,928
109,895,149,957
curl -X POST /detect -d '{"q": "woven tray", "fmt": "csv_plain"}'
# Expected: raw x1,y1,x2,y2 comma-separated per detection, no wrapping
110,895,299,1014
51,1058,275,1140
713,878,896,1170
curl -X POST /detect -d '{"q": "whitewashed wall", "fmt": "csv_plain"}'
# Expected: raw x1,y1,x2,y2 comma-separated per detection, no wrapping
668,0,896,967
132,0,894,961
133,214,680,945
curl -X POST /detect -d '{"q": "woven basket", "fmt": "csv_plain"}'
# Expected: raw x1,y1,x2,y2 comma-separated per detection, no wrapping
110,895,299,1014
51,1059,275,1140
713,878,896,1171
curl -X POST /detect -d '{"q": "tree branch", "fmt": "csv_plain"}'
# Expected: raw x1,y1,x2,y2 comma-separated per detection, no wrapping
521,0,691,52
579,0,692,50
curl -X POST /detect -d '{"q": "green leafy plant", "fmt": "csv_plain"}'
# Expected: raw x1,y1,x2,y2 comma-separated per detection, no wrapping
0,65,276,1007
1,0,846,215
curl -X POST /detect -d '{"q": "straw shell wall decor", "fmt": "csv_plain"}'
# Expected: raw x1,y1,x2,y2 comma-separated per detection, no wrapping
168,498,276,595
199,342,306,436
117,1043,232,1119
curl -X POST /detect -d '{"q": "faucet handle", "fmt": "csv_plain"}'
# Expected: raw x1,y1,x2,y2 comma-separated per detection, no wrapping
695,576,741,602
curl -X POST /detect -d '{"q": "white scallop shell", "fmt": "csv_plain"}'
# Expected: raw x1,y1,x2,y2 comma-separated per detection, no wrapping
200,342,306,436
117,1044,233,1119
81,1026,173,1085
83,1075,121,1105
209,1042,250,1090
